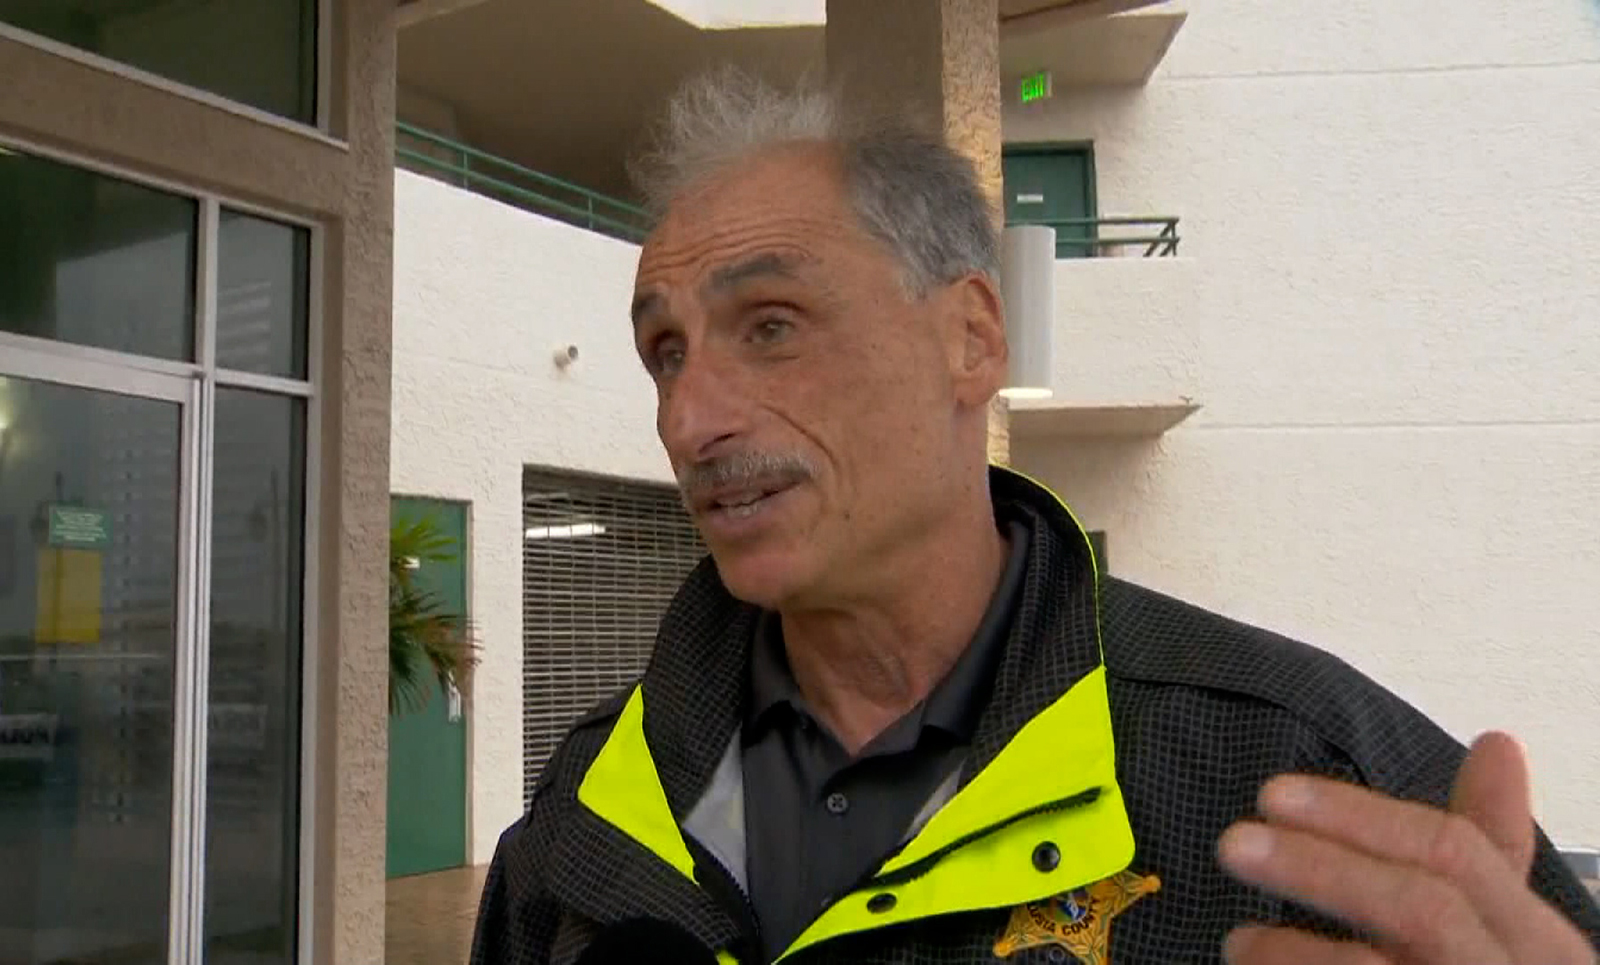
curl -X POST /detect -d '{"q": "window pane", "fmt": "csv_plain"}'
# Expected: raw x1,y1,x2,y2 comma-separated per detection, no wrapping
217,211,310,380
0,0,318,124
206,389,306,965
0,148,196,361
0,374,180,965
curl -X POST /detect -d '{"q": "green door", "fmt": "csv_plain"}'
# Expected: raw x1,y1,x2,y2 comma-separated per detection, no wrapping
386,497,469,878
1002,147,1096,258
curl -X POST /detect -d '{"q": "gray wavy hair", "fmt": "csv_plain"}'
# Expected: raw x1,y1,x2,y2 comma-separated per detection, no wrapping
630,67,1000,295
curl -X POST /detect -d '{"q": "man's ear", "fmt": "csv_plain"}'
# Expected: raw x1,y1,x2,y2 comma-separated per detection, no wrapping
946,272,1008,408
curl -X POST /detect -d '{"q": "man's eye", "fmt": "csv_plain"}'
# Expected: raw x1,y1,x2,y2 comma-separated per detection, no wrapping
648,339,686,377
657,346,686,376
751,317,793,344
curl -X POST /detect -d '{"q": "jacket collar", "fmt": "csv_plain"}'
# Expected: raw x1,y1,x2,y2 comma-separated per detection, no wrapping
558,466,1128,960
634,466,1106,808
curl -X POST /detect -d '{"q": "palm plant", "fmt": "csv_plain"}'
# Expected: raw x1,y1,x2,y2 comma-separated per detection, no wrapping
389,513,478,716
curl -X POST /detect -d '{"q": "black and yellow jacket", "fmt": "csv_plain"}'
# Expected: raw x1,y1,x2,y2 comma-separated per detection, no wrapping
472,469,1600,965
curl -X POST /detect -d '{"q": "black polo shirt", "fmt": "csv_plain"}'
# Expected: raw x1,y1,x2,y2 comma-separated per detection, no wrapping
740,517,1031,959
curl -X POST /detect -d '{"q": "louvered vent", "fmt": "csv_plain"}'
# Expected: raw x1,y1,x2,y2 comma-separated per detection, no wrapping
522,468,706,803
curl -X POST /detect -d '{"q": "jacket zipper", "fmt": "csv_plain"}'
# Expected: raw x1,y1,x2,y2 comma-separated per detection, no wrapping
816,785,1104,910
740,786,1103,964
685,835,766,964
685,786,1103,963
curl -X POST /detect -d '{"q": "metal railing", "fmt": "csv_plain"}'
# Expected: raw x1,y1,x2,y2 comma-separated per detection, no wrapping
395,122,653,243
393,128,1181,258
1008,215,1181,258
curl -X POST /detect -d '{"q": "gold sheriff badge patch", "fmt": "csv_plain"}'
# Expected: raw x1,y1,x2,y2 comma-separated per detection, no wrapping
993,869,1161,963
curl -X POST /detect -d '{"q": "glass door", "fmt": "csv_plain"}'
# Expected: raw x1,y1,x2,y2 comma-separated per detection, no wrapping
0,357,194,965
1,139,313,965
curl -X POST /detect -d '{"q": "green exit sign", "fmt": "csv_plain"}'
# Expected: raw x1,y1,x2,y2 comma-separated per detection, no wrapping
1019,71,1052,104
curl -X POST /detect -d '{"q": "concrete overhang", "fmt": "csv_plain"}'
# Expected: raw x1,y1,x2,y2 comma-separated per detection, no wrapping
398,0,496,29
1009,400,1199,440
397,0,823,200
397,0,1184,202
641,0,824,29
1001,0,1187,88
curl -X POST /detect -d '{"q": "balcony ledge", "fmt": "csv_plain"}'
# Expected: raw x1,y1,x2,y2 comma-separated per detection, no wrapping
1001,1,1187,89
1009,399,1200,439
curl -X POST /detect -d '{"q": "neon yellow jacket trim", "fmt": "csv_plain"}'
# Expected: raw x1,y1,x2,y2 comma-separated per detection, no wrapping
576,690,740,965
577,665,1132,962
576,686,699,884
575,467,1132,961
776,665,1131,960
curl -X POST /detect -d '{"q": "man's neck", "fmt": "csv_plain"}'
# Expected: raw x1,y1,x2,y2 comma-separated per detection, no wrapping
778,496,1009,756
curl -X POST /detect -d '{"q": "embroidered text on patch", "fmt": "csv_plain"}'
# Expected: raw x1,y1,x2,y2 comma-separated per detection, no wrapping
993,869,1160,963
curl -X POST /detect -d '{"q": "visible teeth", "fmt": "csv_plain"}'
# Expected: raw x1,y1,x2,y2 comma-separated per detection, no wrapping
711,489,776,516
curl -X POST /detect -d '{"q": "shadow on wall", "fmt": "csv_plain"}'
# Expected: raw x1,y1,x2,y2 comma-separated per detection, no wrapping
1009,434,1168,552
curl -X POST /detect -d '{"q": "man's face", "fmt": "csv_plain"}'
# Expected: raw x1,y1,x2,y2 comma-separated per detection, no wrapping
631,145,1002,608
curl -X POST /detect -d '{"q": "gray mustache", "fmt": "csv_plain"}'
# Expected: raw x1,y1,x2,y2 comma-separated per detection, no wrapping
678,452,815,505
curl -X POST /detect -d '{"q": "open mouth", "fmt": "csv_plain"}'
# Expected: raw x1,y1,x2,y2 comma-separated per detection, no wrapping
702,482,794,520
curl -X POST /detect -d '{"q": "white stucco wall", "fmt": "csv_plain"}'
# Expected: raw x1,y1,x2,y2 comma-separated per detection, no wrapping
1008,0,1600,848
391,171,665,863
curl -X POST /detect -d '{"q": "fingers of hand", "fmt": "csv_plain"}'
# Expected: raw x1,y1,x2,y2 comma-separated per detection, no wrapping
1218,820,1511,964
1222,925,1392,965
1449,732,1537,875
1228,774,1595,965
1257,774,1524,884
1254,773,1536,945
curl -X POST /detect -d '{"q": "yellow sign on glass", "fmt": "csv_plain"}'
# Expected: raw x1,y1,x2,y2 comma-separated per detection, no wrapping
35,547,102,645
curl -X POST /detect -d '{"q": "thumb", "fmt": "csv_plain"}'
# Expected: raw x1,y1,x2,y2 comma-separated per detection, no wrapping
1449,731,1537,876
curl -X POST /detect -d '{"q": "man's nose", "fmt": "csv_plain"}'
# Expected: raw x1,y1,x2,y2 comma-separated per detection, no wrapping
658,351,752,464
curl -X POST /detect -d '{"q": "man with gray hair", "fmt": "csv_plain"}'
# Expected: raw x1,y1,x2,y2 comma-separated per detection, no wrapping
471,70,1600,965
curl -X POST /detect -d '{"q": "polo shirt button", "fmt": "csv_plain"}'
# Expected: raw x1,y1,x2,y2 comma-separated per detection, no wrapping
866,893,897,914
825,792,850,815
1032,841,1061,873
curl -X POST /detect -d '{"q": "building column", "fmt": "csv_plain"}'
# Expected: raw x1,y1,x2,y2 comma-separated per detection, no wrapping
824,0,1011,465
318,2,398,962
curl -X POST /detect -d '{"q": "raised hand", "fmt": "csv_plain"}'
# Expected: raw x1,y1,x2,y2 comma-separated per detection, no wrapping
1218,732,1597,965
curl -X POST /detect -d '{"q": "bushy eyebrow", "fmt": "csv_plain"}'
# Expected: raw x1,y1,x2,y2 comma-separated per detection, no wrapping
705,252,806,292
631,251,818,329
